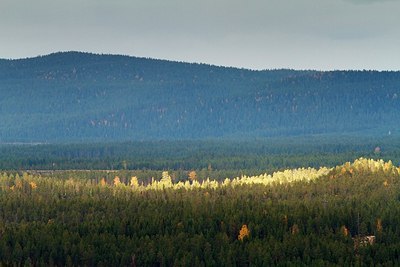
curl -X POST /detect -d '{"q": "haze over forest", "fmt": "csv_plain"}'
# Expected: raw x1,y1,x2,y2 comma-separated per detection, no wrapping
0,52,399,143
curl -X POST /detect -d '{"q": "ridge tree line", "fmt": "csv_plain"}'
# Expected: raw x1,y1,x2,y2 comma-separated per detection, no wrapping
0,137,398,176
1,52,400,142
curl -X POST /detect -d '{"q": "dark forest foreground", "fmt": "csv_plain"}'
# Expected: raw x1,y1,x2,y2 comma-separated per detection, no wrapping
1,158,400,266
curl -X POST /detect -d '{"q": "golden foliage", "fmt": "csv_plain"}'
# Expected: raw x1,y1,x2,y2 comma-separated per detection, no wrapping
351,158,395,174
130,176,139,188
113,176,121,186
100,178,107,186
15,179,23,189
3,158,397,196
65,178,75,187
160,171,173,186
238,224,250,241
376,219,383,233
341,225,349,237
188,171,197,182
384,161,393,173
161,171,171,182
143,165,330,191
29,181,37,190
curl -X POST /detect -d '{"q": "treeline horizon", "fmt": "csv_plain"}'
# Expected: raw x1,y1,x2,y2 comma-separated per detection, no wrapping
0,137,398,175
1,51,400,142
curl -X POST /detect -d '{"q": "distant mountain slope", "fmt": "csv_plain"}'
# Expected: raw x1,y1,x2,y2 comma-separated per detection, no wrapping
0,51,399,142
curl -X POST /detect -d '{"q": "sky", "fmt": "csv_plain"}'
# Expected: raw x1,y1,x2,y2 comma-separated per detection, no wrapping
0,0,399,70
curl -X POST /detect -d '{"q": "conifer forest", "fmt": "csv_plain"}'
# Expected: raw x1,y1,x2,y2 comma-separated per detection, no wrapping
1,156,400,266
1,53,400,266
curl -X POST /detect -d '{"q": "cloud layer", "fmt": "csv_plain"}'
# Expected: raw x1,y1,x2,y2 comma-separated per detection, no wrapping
0,0,399,70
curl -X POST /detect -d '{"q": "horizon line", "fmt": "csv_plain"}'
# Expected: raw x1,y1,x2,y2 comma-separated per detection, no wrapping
1,50,399,73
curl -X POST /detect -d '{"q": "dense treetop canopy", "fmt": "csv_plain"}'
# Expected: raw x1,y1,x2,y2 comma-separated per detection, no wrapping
1,158,400,265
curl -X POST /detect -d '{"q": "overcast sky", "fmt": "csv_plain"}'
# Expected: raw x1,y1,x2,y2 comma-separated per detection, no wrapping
1,0,399,70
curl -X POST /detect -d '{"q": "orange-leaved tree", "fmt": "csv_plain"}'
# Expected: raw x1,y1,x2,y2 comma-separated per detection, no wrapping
238,224,250,241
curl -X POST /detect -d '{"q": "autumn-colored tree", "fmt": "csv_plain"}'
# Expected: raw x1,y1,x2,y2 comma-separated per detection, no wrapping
100,178,107,186
29,181,37,190
15,175,23,190
188,171,197,182
238,224,250,241
384,161,393,173
376,219,383,233
341,225,349,237
161,171,172,183
130,176,139,188
113,176,121,186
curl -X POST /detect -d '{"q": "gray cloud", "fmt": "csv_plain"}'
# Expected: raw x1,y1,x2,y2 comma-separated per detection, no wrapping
343,0,398,4
0,0,399,70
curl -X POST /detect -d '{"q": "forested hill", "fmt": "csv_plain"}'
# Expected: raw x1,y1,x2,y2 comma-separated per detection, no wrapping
0,51,399,142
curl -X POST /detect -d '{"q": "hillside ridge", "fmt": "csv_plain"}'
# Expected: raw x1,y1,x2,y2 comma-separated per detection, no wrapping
1,52,400,142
